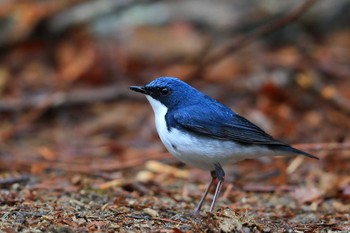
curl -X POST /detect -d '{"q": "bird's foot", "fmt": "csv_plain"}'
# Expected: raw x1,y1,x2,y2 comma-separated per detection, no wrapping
191,209,201,216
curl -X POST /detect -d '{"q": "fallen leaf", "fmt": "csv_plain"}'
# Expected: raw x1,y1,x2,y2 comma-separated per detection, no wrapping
292,186,324,203
143,208,159,218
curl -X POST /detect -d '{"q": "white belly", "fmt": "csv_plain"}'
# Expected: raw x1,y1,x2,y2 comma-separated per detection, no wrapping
146,96,277,171
158,126,276,170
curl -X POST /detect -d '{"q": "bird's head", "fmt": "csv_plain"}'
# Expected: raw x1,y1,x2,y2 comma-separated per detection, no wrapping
130,77,199,110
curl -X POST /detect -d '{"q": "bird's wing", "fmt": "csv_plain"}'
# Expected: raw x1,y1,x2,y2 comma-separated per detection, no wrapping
171,103,319,159
172,106,285,145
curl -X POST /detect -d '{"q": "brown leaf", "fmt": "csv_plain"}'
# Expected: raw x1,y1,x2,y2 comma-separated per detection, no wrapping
292,186,324,203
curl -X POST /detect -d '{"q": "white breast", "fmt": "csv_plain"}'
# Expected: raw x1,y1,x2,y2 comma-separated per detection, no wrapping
146,96,277,171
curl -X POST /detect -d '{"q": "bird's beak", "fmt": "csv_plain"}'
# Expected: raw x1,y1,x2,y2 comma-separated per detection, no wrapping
129,86,151,95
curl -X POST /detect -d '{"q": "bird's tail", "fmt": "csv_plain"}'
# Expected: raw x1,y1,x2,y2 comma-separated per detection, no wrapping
269,144,319,160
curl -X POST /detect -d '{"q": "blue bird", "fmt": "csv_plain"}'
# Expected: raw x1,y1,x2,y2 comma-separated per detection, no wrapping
129,77,318,214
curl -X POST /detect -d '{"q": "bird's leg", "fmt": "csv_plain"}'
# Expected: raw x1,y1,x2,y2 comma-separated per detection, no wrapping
209,163,225,213
192,170,217,215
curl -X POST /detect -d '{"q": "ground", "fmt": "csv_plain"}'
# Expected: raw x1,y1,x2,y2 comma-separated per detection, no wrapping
0,0,350,232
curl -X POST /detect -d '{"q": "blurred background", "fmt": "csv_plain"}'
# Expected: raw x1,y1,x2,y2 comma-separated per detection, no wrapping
0,0,349,231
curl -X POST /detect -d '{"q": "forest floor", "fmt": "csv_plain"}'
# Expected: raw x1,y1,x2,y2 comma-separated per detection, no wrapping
1,0,350,232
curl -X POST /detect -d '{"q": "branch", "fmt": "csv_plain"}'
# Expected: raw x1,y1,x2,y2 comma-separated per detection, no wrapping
0,85,140,112
190,0,318,79
292,142,350,152
0,152,172,174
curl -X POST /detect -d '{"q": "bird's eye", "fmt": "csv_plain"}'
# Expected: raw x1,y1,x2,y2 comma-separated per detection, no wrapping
160,87,169,96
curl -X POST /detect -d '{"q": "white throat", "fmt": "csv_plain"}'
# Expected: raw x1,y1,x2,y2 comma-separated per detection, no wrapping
146,95,168,119
145,95,169,139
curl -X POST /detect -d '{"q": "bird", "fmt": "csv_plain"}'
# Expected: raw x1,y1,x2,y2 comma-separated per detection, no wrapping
129,77,318,214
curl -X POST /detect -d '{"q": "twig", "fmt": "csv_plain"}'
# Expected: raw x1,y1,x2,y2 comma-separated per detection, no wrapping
222,183,234,200
0,85,139,112
0,175,31,188
286,156,305,174
190,0,318,79
0,152,172,174
242,184,292,192
0,85,143,142
292,142,350,152
152,217,182,224
126,215,182,224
